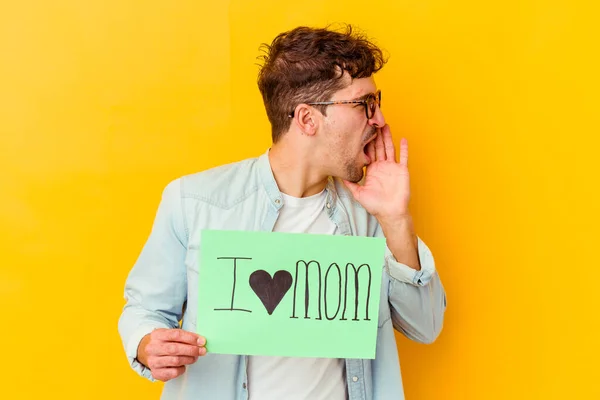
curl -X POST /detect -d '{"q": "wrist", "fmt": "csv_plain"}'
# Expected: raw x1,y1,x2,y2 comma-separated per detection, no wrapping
378,214,420,270
136,333,152,368
377,213,413,233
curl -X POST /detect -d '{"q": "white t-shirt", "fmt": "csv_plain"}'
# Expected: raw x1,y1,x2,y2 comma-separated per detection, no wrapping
247,189,347,400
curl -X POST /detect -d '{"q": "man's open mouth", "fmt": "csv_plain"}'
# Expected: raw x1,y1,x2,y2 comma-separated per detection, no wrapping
362,132,378,154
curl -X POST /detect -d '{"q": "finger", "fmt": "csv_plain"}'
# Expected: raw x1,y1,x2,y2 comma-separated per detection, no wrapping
152,328,206,346
374,129,386,161
148,342,205,357
151,366,186,382
382,125,396,162
149,355,199,369
399,137,408,167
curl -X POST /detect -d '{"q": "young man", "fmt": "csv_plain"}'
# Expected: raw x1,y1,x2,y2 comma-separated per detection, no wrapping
118,25,446,400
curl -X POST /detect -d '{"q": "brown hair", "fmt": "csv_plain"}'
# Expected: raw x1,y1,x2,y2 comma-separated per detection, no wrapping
257,24,387,143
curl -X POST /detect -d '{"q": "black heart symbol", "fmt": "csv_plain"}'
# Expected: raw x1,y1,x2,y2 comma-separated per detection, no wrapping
249,270,293,315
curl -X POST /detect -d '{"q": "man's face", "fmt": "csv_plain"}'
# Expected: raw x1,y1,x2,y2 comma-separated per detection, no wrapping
317,76,386,182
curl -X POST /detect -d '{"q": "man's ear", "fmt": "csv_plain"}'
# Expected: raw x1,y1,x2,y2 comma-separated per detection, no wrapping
292,104,319,137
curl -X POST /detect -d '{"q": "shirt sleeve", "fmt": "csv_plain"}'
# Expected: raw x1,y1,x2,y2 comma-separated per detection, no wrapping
117,178,188,380
380,231,447,344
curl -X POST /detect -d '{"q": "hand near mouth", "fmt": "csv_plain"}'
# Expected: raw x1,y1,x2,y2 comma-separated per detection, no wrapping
343,124,411,223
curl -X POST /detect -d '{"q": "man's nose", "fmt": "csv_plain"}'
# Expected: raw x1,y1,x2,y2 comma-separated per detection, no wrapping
368,105,385,128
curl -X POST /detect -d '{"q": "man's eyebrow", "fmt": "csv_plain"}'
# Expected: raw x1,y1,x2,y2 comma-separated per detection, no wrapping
352,93,374,101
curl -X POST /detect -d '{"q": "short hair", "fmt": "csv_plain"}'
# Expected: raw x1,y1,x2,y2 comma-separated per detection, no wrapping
257,24,387,142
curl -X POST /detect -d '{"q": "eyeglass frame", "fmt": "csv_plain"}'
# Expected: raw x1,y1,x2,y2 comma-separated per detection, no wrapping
288,90,382,119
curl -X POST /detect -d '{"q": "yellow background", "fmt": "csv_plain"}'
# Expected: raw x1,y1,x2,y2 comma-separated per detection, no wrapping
1,0,598,398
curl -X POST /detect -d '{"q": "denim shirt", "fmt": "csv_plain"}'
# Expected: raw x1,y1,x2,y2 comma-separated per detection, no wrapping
118,150,447,400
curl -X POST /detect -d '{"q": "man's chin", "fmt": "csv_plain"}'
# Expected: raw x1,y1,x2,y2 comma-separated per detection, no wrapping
344,166,365,183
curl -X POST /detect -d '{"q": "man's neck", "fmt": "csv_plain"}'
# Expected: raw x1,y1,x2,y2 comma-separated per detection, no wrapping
268,142,328,198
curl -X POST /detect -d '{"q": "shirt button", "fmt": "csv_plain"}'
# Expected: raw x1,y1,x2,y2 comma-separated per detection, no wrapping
275,199,281,204
243,383,247,389
326,202,331,209
352,376,359,382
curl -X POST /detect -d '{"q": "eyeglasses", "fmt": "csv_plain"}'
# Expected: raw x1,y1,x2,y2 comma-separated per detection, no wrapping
288,90,381,119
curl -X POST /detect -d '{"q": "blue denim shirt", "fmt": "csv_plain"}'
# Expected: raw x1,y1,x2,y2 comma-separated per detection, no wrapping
118,150,447,400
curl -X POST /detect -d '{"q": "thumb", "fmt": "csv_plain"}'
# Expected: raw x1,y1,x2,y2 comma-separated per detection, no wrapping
342,180,361,200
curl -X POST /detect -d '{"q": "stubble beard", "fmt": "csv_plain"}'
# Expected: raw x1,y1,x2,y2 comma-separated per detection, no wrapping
336,126,377,183
344,161,365,183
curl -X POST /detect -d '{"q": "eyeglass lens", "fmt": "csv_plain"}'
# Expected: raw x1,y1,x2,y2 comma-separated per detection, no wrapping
367,92,381,118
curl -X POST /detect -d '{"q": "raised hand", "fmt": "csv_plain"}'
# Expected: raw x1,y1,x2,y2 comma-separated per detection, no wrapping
344,124,410,222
